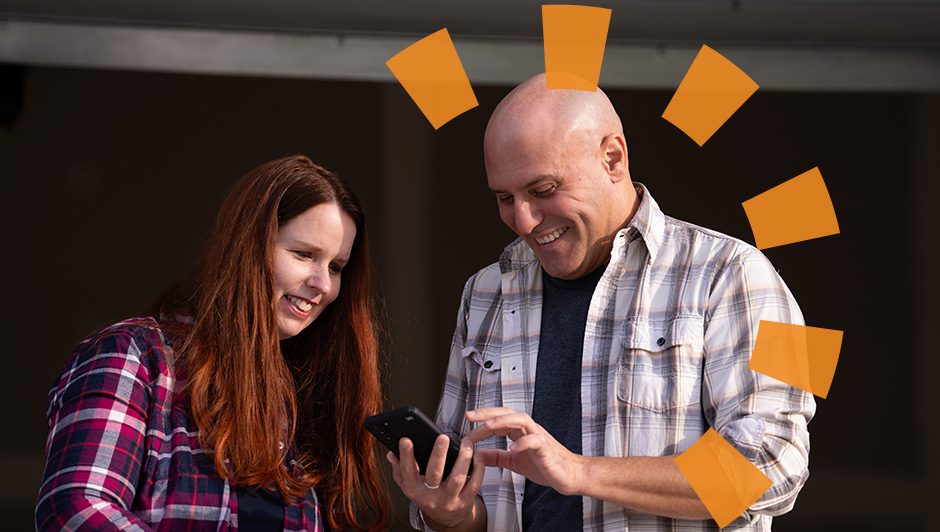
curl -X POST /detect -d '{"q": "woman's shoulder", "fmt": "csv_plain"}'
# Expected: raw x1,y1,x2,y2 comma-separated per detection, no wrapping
50,316,180,406
77,316,173,364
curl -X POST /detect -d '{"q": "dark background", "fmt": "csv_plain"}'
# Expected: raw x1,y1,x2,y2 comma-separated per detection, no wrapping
1,64,937,531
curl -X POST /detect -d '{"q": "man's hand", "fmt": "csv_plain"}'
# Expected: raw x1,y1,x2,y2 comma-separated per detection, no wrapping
388,434,486,532
466,407,586,496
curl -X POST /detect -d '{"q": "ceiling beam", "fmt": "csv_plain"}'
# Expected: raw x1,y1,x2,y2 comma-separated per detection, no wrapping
2,19,938,92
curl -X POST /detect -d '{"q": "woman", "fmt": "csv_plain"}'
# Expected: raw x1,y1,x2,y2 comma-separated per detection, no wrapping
36,155,390,531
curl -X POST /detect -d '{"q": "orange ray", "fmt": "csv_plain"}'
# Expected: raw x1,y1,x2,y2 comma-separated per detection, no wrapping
542,5,611,91
662,45,758,146
675,429,773,528
742,167,840,250
748,320,843,399
385,28,479,129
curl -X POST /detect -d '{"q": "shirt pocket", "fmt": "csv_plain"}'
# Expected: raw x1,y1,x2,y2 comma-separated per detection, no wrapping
616,317,705,413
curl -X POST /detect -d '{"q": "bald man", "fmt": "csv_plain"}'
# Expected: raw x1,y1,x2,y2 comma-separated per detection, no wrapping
389,74,815,532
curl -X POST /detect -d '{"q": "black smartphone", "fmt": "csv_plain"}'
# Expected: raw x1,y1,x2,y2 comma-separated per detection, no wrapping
364,405,470,480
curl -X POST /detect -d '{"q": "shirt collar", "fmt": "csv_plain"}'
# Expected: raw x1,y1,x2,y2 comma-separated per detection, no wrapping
621,182,665,265
498,235,536,274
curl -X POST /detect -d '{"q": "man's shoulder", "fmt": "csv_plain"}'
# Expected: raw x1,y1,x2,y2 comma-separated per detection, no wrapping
634,184,764,267
461,237,537,294
660,214,761,261
461,261,504,299
654,215,787,294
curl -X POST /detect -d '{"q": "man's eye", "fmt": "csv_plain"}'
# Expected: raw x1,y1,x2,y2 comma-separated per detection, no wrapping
496,195,513,205
533,185,555,196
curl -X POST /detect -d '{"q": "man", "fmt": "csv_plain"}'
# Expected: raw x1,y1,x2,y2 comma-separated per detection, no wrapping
389,74,815,531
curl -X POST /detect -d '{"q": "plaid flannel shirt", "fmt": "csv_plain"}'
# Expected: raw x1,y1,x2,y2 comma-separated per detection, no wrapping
412,184,815,531
36,317,327,532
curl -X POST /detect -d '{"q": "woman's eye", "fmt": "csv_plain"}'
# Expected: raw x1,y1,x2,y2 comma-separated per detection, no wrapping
292,250,311,259
329,263,343,275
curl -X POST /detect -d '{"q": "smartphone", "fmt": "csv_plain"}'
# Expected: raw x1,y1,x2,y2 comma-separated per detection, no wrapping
364,405,470,480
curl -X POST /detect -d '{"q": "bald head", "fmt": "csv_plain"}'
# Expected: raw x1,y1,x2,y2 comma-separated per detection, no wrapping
484,73,623,161
482,74,638,280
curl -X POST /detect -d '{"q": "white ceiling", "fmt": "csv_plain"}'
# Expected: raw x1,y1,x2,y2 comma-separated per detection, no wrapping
2,0,939,91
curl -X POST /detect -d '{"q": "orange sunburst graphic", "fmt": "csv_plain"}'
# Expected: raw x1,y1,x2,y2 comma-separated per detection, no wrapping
748,320,843,399
543,5,610,91
385,28,478,130
674,429,774,528
662,45,759,147
386,4,843,526
743,167,841,250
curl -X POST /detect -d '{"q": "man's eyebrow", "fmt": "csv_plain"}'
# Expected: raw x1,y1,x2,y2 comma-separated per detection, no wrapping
489,177,555,195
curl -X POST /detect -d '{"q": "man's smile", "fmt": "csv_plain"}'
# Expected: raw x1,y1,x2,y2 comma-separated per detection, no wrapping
534,227,568,245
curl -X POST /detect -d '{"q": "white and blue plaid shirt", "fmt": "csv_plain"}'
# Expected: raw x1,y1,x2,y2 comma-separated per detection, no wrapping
413,184,815,531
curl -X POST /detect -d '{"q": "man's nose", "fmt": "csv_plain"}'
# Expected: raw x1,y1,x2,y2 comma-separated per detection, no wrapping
513,200,542,235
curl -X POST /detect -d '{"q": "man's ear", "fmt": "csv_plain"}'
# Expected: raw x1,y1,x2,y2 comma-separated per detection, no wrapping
602,133,629,183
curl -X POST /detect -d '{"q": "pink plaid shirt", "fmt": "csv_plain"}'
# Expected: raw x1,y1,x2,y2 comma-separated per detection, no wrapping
36,317,328,532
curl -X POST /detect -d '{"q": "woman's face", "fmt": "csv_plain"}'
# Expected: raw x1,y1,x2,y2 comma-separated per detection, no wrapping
272,202,357,340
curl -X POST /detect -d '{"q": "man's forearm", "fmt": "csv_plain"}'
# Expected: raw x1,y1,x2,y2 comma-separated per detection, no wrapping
468,407,714,522
575,454,711,520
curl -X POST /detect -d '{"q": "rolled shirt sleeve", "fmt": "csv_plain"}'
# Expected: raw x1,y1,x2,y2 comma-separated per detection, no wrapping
704,248,816,518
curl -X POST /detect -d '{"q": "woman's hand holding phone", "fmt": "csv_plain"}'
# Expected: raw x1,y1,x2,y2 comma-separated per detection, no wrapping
368,407,487,531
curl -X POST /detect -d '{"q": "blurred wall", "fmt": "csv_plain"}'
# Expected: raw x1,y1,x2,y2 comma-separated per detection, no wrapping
1,66,937,531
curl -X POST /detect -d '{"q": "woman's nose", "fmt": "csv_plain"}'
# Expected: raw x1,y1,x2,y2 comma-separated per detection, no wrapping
305,265,331,295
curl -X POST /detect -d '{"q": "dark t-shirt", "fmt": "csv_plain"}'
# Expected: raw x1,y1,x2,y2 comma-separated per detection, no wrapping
522,264,606,531
236,484,284,532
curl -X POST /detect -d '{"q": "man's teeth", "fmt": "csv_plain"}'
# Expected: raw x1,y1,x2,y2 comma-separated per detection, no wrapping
535,227,567,244
287,295,313,312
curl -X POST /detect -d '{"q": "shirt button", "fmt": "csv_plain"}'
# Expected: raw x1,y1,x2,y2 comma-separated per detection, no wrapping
483,360,493,369
656,337,666,347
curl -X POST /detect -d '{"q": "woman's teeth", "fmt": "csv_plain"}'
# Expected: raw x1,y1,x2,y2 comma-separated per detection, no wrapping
287,295,313,312
535,227,567,244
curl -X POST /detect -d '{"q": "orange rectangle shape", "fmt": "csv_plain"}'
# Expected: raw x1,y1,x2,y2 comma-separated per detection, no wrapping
661,45,758,146
542,5,611,91
386,28,478,129
748,320,843,399
742,167,840,250
674,429,773,528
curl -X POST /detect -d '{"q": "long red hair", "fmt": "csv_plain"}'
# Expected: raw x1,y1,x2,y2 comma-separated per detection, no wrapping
153,155,388,530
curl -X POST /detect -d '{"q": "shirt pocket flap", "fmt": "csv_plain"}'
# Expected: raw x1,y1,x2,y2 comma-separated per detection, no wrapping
620,317,704,353
461,344,501,373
